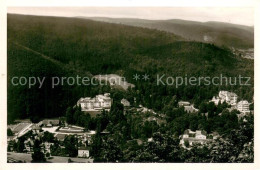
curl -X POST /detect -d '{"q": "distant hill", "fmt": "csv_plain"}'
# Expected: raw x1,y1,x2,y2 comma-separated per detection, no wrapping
7,14,253,122
82,17,254,49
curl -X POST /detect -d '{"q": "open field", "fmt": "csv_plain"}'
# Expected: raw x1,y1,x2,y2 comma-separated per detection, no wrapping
94,74,135,90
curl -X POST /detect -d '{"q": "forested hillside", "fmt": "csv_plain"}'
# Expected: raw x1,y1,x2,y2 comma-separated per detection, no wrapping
84,17,254,49
7,14,254,123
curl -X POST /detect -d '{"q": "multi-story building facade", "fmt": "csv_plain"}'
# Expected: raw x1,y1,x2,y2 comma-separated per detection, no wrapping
218,91,238,106
237,100,250,113
77,93,112,112
211,91,238,106
179,129,209,148
78,147,90,158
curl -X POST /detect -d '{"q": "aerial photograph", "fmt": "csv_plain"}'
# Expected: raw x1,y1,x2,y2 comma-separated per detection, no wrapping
6,7,254,163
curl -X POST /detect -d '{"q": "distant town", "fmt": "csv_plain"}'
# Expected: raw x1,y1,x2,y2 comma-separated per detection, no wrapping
231,48,254,60
7,90,253,163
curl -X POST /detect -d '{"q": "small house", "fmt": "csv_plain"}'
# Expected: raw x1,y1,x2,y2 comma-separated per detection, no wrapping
78,146,90,158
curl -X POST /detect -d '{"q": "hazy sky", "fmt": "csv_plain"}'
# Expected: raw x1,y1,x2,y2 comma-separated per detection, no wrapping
8,7,254,26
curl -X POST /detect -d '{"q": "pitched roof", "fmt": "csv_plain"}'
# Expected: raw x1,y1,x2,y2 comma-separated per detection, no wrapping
178,101,190,106
55,134,67,140
121,98,130,106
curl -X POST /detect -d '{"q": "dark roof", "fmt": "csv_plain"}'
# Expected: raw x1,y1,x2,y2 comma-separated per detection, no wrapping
42,119,60,125
78,146,90,150
183,129,190,135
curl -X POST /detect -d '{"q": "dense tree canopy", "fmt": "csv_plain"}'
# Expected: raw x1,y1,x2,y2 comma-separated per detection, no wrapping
7,14,253,123
7,14,254,163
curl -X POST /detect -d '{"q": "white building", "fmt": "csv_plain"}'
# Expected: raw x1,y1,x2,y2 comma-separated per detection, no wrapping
237,100,250,113
178,101,191,107
24,138,34,153
179,129,209,148
121,98,130,107
78,147,90,158
31,125,41,134
219,91,238,105
147,137,153,142
184,105,199,113
195,130,207,139
211,96,223,105
43,142,54,154
211,91,238,106
77,93,112,112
